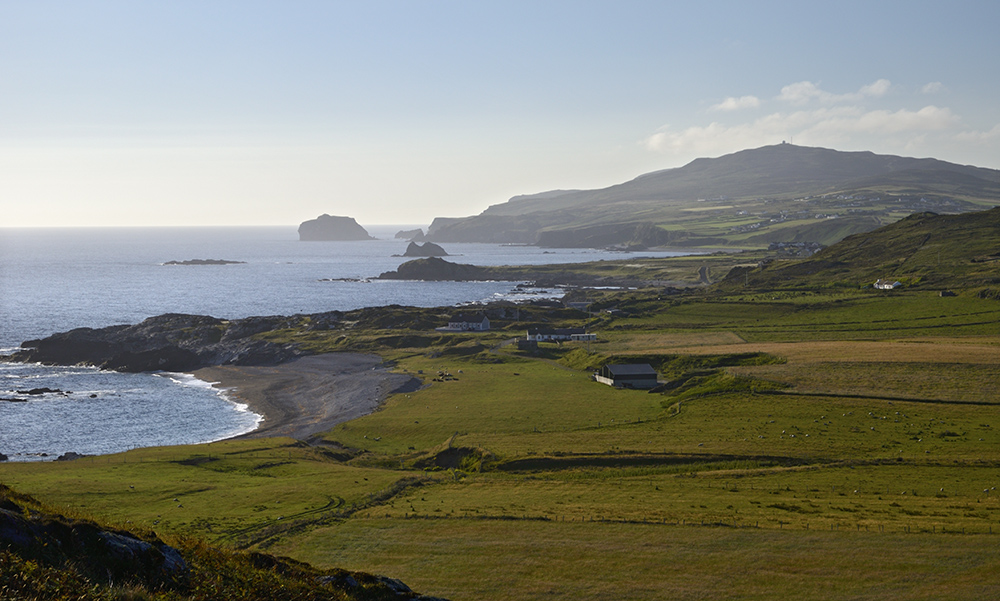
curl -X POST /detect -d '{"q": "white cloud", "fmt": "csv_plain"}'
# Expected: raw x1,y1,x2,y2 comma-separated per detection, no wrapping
859,78,892,98
644,105,960,156
710,95,760,111
777,81,826,105
777,79,893,105
921,81,945,94
955,123,1000,142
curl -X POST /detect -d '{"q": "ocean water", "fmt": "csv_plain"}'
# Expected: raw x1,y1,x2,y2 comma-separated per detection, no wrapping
0,225,688,460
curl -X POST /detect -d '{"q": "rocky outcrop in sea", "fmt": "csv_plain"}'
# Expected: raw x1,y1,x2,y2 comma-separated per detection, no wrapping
377,257,491,281
298,214,375,241
394,228,425,241
402,241,448,257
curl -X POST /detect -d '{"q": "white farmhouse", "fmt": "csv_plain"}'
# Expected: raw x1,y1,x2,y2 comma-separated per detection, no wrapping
874,279,902,290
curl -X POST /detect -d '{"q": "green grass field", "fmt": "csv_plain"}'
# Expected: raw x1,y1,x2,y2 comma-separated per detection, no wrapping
3,290,1000,599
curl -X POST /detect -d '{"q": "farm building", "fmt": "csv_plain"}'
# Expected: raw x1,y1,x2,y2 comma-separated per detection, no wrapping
874,279,902,290
526,327,596,342
594,364,659,389
439,313,490,332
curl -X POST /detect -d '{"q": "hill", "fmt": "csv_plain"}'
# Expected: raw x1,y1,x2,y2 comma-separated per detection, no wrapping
724,206,1000,291
426,144,1000,248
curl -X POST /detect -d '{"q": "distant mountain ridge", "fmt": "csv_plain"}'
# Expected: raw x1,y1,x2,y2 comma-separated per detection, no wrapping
426,144,1000,248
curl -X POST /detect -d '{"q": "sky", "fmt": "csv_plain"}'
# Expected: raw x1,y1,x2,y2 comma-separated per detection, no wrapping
2,0,999,228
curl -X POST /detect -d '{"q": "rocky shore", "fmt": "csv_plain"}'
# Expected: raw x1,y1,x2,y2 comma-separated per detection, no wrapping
2,313,423,443
5,313,324,372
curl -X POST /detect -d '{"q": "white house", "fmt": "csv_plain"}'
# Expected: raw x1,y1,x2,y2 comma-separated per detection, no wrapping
874,279,902,290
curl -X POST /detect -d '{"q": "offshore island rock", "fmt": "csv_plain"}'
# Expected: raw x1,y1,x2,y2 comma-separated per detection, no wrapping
298,214,375,241
394,228,426,241
402,241,449,257
377,257,492,281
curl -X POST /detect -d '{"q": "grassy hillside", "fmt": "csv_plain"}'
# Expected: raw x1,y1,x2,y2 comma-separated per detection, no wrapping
727,206,1000,291
427,144,1000,248
4,212,1000,599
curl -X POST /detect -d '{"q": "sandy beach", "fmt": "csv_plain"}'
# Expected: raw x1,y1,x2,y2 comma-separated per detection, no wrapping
193,354,421,440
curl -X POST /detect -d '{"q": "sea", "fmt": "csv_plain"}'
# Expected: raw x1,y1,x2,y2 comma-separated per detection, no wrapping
0,225,689,461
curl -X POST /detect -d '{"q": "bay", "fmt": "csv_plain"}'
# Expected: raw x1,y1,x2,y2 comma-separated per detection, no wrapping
0,225,688,460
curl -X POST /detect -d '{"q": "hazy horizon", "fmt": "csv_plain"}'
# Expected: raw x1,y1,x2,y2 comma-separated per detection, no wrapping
2,1,998,228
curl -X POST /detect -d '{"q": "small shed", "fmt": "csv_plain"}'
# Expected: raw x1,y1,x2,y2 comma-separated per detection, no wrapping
594,364,658,389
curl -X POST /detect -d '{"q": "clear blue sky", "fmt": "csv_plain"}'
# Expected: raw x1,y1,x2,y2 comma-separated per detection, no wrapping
2,0,998,227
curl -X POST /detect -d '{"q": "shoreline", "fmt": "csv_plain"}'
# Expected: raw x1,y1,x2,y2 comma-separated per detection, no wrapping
192,353,422,441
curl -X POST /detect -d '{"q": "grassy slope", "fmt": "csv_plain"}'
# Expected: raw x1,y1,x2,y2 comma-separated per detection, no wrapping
4,289,1000,599
732,207,1000,290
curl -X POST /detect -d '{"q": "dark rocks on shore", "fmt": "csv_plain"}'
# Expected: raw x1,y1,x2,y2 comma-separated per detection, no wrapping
298,214,375,241
15,387,65,396
402,241,448,257
56,452,89,461
8,313,308,373
162,259,246,266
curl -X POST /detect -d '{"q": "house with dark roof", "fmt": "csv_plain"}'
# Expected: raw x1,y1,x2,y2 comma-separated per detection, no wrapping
440,313,490,332
594,364,658,389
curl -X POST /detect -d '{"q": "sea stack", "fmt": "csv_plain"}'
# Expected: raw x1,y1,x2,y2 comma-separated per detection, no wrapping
403,241,448,257
298,215,375,241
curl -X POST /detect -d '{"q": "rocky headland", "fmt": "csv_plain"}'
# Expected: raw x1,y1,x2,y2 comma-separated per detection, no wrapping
376,257,687,289
5,313,321,372
298,214,375,241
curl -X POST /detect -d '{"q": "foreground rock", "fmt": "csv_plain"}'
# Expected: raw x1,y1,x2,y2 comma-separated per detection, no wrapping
7,313,316,372
403,241,449,257
0,484,447,600
0,484,188,588
298,214,375,241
